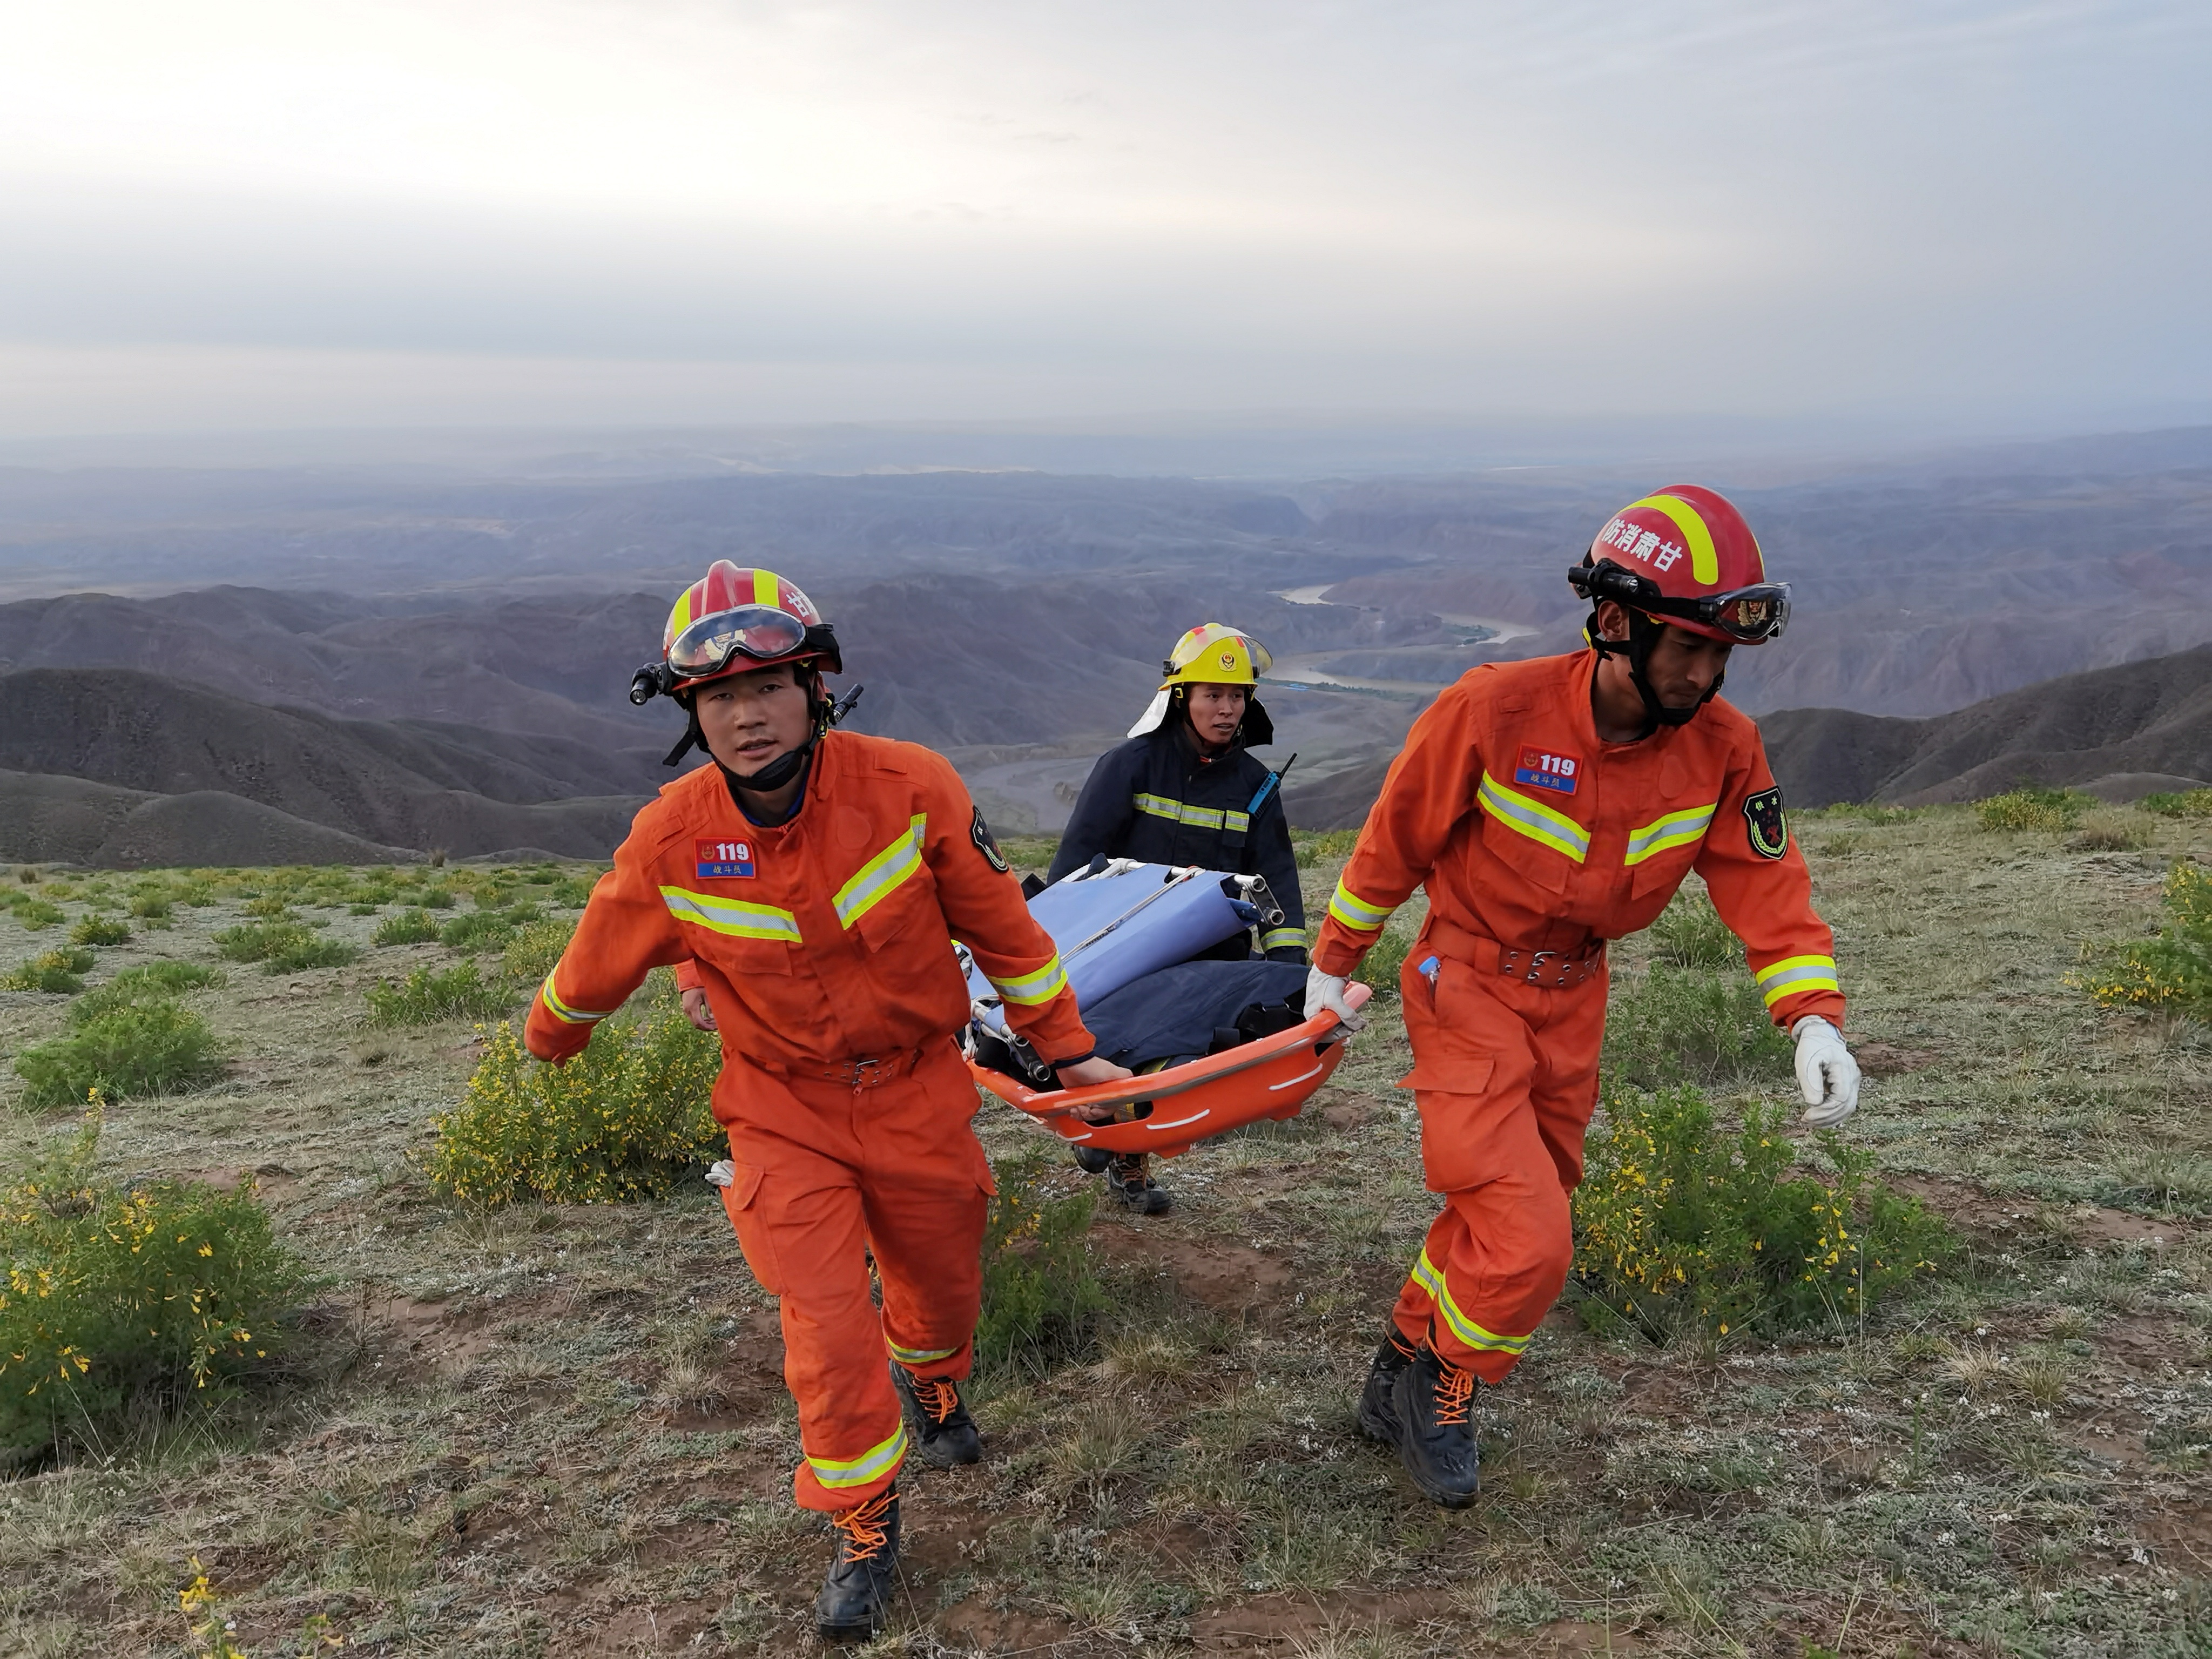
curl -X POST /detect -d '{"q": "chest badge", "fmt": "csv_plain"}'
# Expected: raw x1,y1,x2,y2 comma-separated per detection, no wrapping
1514,746,1582,796
696,837,757,879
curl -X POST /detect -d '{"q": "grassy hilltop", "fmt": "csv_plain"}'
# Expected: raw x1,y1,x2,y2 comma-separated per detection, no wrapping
3,801,2212,1657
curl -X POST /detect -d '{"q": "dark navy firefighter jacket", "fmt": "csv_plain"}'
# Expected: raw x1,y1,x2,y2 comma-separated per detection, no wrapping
1047,725,1308,961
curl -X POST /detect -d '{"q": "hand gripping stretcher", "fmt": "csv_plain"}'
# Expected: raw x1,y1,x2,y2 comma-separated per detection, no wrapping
956,859,1371,1159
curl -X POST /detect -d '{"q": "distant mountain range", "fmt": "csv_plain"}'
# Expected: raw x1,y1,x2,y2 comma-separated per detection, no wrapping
1760,643,2212,807
0,669,642,861
1281,642,2212,831
3,425,2211,863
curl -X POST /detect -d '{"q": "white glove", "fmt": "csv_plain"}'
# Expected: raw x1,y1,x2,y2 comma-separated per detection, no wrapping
1791,1016,1860,1127
705,1159,736,1189
1305,967,1367,1033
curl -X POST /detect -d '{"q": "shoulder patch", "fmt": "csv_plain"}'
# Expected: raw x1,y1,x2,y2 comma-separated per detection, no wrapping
971,806,1011,874
1743,785,1789,860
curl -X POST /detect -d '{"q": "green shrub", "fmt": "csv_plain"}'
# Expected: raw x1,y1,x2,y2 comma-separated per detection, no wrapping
70,962,221,1023
1573,1086,1947,1340
419,887,456,910
1648,889,1738,970
241,894,295,919
15,1001,225,1109
126,895,173,925
0,1114,304,1461
2143,789,2212,819
1975,786,2089,832
1358,926,1417,996
12,899,65,931
546,874,599,907
2075,861,2212,1019
69,916,131,948
439,911,516,952
373,908,442,947
974,1155,1104,1379
1602,963,1792,1091
423,1008,721,1204
365,960,516,1028
1294,828,1361,867
213,921,358,974
502,918,578,987
1,948,97,995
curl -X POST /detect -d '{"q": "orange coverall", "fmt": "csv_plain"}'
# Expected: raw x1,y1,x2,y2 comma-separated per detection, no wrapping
524,731,1091,1510
1314,649,1845,1383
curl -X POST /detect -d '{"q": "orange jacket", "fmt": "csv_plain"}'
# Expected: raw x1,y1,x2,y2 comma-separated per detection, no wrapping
525,731,1091,1076
1315,650,1844,1030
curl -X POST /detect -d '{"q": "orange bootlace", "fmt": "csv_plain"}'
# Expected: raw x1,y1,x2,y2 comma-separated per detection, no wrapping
832,1491,895,1562
913,1377,960,1425
1433,1359,1478,1426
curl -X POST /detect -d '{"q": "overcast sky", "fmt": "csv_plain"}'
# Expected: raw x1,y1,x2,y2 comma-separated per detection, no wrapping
2,1,2206,440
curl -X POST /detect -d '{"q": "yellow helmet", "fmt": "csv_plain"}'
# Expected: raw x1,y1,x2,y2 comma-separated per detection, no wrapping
1129,623,1276,742
1159,623,1271,690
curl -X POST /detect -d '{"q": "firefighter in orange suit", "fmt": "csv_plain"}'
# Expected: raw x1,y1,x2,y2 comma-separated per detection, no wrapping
1303,487,1862,1509
524,562,1130,1640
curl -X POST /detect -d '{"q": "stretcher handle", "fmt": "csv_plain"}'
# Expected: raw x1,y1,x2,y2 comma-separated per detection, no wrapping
988,982,1373,1122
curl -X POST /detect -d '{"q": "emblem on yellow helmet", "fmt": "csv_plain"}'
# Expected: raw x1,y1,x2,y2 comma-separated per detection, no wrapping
1161,622,1271,690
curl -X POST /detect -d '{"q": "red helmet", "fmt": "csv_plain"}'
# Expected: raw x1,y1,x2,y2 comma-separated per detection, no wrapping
1573,485,1788,644
657,561,842,694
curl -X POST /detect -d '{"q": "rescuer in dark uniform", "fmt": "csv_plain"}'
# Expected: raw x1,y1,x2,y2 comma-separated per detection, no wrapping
1047,623,1307,1213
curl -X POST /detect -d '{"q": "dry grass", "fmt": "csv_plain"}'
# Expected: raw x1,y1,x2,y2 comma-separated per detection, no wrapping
3,811,2211,1655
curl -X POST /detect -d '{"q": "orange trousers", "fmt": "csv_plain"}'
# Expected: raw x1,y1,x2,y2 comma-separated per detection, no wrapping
1390,938,1608,1384
714,1040,993,1512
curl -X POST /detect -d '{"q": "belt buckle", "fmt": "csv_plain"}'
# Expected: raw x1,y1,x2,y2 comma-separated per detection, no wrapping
846,1056,895,1088
1525,949,1558,986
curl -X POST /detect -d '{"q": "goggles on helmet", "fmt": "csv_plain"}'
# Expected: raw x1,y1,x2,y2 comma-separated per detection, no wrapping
1569,559,1791,644
665,604,813,681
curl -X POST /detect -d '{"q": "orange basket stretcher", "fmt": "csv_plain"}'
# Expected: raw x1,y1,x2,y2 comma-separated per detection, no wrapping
966,983,1372,1159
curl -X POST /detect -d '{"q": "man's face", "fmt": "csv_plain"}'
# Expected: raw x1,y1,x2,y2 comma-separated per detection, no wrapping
1185,682,1250,748
694,663,814,774
1597,602,1733,709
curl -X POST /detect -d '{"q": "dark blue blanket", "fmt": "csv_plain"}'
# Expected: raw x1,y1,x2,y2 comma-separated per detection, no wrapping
1079,960,1311,1071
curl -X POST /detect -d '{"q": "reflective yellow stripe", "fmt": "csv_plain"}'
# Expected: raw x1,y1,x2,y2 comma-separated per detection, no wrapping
1327,878,1392,933
1623,802,1718,866
1259,927,1307,954
1623,493,1722,586
987,954,1069,1006
833,814,928,928
538,973,617,1026
1410,1249,1533,1355
659,885,802,943
1755,954,1839,1008
887,1340,959,1365
1477,772,1591,864
807,1424,907,1488
752,568,780,606
1131,793,1249,834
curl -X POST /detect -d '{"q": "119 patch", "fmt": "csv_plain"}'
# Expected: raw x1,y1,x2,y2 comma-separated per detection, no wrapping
1513,745,1581,795
1743,786,1788,860
695,837,756,879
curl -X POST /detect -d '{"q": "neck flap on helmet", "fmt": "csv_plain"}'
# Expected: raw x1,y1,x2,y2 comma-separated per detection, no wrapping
1587,605,1724,740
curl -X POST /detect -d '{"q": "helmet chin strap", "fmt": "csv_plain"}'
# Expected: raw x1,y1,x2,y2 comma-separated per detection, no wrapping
716,669,835,798
1588,607,1723,738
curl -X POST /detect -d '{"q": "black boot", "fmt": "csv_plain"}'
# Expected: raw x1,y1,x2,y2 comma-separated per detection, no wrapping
889,1362,981,1467
815,1485,900,1642
1073,1144,1113,1176
1356,1330,1417,1445
1105,1153,1172,1216
1390,1343,1482,1509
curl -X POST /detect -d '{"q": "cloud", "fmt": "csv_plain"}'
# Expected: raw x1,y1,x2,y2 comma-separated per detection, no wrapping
1,1,2206,435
